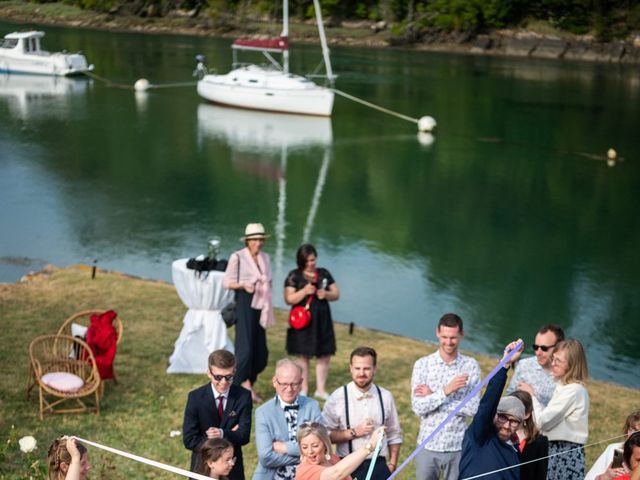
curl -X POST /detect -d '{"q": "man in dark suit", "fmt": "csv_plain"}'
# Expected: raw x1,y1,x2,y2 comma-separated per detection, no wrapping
183,349,252,479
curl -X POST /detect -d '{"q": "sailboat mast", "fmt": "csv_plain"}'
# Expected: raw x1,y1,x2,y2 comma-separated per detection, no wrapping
312,0,335,84
282,0,289,74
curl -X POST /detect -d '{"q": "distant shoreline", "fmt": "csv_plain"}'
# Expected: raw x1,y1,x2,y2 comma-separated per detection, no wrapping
2,2,640,65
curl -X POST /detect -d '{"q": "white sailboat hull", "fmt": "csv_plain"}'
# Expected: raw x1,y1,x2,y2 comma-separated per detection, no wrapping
197,65,334,117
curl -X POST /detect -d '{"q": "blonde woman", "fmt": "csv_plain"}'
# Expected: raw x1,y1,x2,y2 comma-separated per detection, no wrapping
519,338,589,480
296,422,384,480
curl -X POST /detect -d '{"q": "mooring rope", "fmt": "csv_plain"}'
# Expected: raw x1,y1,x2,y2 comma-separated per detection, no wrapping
84,71,196,90
331,88,419,125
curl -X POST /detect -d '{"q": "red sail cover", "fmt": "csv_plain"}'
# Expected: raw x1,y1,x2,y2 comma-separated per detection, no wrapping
86,310,118,380
233,36,288,52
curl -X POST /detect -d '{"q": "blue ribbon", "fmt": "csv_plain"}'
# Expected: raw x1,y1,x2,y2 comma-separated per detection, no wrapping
363,430,385,480
386,341,524,480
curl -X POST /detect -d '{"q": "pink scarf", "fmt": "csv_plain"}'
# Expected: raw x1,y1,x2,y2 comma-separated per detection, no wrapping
228,248,275,329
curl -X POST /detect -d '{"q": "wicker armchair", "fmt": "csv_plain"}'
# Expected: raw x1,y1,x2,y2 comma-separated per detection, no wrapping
27,334,101,420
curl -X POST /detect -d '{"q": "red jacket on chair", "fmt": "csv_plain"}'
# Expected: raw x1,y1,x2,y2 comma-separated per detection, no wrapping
86,310,118,380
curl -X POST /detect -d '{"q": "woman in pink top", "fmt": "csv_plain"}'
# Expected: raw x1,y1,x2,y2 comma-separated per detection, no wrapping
296,422,384,480
223,223,275,403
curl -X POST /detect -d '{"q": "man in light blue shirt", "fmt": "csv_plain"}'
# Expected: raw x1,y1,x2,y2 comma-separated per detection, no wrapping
253,359,322,480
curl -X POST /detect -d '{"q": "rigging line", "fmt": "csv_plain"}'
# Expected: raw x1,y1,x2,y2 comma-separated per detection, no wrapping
331,88,418,124
460,432,630,480
388,341,524,480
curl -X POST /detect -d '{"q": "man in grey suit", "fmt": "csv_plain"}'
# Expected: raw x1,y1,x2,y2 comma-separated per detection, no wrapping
253,359,323,480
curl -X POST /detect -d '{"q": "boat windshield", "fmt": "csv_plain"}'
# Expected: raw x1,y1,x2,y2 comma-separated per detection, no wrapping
0,38,19,49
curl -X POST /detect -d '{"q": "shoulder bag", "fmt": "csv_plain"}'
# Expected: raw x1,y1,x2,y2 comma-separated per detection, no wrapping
221,254,240,328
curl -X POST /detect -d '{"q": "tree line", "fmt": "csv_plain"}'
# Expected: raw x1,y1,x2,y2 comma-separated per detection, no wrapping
28,0,640,42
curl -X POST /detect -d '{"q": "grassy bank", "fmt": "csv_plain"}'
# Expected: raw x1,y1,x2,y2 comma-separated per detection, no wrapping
0,266,637,478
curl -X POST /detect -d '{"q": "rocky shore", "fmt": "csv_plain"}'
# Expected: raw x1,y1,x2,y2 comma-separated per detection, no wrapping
2,1,640,65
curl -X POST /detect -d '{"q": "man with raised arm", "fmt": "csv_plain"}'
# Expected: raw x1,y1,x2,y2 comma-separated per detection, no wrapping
411,313,481,480
458,340,525,480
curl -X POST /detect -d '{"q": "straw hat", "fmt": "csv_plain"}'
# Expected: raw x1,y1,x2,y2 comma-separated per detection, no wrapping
240,223,270,241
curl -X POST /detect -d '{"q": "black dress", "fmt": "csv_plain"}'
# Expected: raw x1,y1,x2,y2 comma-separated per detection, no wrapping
520,434,549,480
285,268,336,357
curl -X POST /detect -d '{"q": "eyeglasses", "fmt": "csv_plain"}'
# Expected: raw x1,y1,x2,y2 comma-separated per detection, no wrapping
275,379,302,389
551,356,566,365
496,413,521,428
532,344,556,352
211,372,234,382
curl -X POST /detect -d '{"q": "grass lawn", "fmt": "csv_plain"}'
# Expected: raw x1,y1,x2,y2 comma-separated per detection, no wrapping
0,266,637,478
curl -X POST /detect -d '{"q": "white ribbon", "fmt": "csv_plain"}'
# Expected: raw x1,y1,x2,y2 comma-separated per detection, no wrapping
75,436,212,480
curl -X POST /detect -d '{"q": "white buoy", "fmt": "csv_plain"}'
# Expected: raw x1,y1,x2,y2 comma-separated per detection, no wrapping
418,116,437,132
134,78,150,92
607,148,617,160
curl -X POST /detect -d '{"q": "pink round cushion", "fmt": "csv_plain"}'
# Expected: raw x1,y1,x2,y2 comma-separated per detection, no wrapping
42,372,84,392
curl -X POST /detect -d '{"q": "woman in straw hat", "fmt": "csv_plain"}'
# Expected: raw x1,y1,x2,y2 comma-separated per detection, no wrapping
224,223,275,402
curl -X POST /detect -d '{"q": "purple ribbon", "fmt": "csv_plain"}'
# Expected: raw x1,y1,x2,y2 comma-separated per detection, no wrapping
387,341,524,480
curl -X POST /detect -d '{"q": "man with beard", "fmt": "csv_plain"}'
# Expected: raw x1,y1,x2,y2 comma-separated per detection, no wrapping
411,313,481,480
322,346,402,480
458,340,525,480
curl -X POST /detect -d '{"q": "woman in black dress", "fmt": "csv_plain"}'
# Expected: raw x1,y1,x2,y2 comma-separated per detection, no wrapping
510,390,549,480
284,244,339,400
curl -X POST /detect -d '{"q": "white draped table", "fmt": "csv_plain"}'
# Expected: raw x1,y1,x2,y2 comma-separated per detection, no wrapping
167,258,234,374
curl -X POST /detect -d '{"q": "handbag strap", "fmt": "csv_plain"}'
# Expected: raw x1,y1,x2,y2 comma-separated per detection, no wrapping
303,271,318,309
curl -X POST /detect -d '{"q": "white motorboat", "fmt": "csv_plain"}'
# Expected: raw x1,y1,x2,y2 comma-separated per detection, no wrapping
197,0,335,117
0,30,94,76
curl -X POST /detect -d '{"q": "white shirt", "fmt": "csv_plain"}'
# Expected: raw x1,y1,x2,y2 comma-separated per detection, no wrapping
411,350,480,452
210,384,229,410
507,356,557,407
584,442,622,480
532,382,589,444
322,381,402,459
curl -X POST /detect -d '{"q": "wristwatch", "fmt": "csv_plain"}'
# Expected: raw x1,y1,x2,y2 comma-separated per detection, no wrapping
349,428,357,438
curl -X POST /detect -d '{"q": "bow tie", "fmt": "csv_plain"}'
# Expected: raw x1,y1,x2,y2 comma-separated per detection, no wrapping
284,404,299,411
356,392,372,401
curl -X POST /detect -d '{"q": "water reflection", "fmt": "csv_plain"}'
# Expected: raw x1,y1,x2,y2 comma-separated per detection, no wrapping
197,104,333,278
0,73,90,119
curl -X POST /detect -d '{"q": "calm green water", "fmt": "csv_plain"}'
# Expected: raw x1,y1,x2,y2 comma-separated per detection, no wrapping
1,22,639,387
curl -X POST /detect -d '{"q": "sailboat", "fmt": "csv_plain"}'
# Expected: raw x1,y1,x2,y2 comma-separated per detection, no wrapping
196,0,336,117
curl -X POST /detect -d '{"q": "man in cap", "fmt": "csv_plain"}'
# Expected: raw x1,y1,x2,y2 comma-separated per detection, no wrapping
458,340,525,480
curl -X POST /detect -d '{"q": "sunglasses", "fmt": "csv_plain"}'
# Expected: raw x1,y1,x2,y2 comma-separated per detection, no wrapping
211,373,234,382
532,344,556,352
